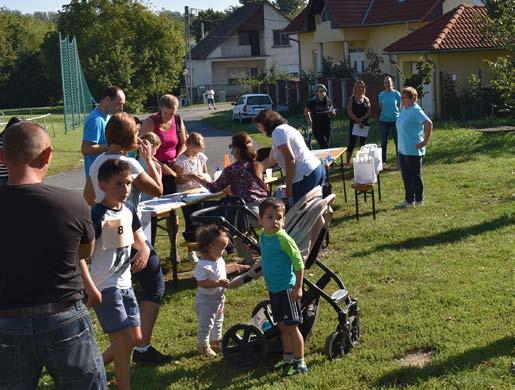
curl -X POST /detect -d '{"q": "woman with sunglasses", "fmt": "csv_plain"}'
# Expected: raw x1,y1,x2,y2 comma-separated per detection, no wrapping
305,83,335,149
184,132,268,213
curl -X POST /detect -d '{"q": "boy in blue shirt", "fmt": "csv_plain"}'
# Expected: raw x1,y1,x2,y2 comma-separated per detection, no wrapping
258,198,307,375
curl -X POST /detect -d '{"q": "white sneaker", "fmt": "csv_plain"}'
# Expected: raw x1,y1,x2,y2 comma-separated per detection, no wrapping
186,251,199,263
395,200,415,209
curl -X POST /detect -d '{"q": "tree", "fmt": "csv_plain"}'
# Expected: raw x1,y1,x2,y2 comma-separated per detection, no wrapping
239,0,306,17
271,0,306,17
50,0,185,111
191,9,228,43
402,59,434,99
481,0,514,110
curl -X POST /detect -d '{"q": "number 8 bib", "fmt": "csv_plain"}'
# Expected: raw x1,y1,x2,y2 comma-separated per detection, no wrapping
102,218,134,250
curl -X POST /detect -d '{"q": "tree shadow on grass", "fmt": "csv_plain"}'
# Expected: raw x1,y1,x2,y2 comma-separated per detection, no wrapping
375,336,514,388
426,132,514,165
137,353,298,390
352,214,513,257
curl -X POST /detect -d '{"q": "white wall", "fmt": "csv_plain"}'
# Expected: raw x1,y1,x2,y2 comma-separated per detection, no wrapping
220,34,252,58
191,59,213,87
263,4,299,74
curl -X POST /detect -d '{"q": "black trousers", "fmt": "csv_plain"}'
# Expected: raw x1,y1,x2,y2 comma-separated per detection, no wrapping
312,118,332,149
398,153,424,203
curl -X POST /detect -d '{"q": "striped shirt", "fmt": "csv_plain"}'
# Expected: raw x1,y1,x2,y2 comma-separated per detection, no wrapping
0,137,8,179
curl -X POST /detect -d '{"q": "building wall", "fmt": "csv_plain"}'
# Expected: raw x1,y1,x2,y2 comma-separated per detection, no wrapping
263,4,299,74
220,34,252,58
299,32,318,72
191,60,213,87
323,42,345,63
211,60,267,84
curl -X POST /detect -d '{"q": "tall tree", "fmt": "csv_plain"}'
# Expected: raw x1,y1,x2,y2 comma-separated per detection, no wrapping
239,0,306,17
191,9,228,43
481,0,514,110
51,0,185,111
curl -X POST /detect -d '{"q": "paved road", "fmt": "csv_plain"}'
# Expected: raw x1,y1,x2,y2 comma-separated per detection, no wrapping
45,104,235,191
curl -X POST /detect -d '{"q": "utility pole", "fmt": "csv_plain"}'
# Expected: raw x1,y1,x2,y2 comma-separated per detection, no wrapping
184,6,192,105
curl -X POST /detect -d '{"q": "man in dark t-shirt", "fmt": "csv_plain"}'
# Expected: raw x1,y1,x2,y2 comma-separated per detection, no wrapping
305,83,336,149
0,122,106,389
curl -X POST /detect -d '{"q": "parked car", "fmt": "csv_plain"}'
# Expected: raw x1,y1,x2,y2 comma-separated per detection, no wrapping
232,94,274,123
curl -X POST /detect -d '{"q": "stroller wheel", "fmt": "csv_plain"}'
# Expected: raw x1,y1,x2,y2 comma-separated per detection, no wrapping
251,300,271,318
325,330,347,360
221,324,268,368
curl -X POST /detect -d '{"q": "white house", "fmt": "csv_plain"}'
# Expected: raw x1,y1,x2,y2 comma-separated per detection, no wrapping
189,1,299,100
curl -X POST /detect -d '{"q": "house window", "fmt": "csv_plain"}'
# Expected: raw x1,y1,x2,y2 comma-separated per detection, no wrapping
250,67,259,77
239,32,250,45
273,30,290,46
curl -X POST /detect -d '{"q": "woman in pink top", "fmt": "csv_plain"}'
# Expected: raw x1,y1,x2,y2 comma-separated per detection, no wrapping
141,94,187,194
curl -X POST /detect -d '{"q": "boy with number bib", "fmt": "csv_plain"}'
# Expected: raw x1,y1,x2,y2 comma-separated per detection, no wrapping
90,159,149,390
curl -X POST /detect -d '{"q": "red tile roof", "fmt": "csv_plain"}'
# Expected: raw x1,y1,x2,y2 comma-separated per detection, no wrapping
365,0,442,25
384,5,497,53
283,8,307,33
283,0,443,32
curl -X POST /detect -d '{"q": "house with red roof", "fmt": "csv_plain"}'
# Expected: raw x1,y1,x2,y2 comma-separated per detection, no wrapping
283,0,490,117
384,5,504,118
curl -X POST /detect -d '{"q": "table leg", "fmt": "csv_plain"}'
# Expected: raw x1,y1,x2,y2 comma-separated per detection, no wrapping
341,155,347,203
150,216,157,246
167,210,178,289
377,172,382,201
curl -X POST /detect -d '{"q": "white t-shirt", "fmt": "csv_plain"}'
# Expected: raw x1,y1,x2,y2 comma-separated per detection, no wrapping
193,257,227,297
175,152,208,191
271,124,321,183
90,202,142,292
89,153,144,203
206,90,215,99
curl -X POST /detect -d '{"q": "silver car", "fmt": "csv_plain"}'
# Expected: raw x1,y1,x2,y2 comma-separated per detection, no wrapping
232,94,274,123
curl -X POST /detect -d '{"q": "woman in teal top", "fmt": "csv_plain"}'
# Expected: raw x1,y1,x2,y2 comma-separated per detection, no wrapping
378,76,401,165
395,87,433,209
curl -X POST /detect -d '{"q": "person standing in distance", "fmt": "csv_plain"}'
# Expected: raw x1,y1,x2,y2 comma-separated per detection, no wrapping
305,84,335,149
82,86,125,202
205,87,217,110
0,122,106,389
379,76,402,167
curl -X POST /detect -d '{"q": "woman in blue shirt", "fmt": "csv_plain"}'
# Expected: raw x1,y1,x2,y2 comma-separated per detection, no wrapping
378,76,401,166
395,87,433,209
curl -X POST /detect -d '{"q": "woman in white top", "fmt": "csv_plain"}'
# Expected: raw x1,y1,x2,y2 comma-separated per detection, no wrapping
254,109,325,206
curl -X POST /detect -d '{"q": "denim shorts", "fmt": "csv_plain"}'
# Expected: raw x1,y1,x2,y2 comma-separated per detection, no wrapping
0,302,106,388
94,287,140,334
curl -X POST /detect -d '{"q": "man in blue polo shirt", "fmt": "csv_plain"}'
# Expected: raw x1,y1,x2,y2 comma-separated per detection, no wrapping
81,86,125,179
378,76,402,166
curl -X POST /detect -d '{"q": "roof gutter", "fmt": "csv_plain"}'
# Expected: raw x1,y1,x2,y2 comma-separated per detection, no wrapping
383,47,502,54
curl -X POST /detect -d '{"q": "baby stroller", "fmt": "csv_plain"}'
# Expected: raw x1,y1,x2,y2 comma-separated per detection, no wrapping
190,187,360,367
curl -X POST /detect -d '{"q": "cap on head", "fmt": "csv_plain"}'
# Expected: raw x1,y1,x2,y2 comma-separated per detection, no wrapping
317,84,327,92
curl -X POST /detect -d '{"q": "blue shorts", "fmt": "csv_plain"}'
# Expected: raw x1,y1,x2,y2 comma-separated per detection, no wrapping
94,287,140,334
269,288,302,326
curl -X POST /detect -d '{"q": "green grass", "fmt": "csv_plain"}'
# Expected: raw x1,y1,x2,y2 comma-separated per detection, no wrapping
1,108,84,175
29,106,514,388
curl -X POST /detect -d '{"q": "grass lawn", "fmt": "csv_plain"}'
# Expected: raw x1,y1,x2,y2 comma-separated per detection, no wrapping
15,106,512,388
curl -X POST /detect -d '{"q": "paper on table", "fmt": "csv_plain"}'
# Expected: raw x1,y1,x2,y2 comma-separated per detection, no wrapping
352,124,370,138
